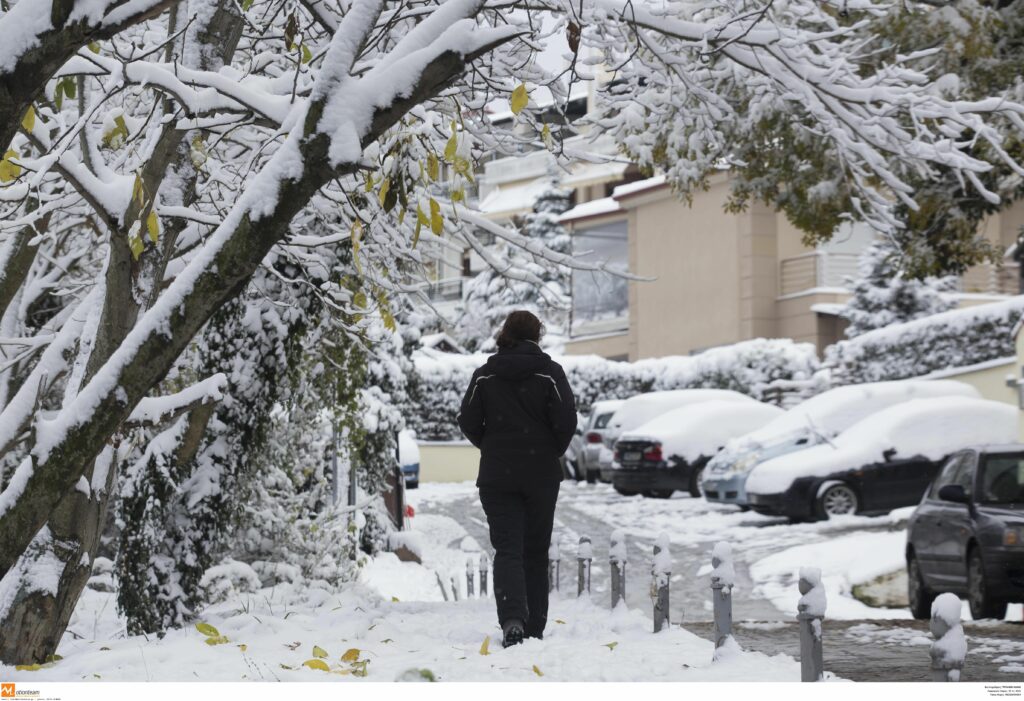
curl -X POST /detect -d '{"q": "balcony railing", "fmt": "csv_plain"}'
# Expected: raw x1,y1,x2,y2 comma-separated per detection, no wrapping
780,253,1021,297
779,252,860,296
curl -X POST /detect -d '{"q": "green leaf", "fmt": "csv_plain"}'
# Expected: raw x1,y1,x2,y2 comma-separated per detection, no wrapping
21,106,35,133
312,645,328,659
103,115,129,149
88,41,100,53
510,83,529,114
146,210,159,244
242,0,254,10
429,198,443,236
195,622,220,637
541,123,553,150
301,44,312,65
444,127,458,163
604,641,618,650
352,291,367,309
391,596,400,602
303,659,330,672
0,150,22,183
54,81,64,111
61,76,77,100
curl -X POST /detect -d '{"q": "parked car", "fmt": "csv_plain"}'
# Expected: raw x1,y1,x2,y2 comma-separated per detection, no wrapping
597,444,618,484
743,397,1016,521
907,444,1024,620
560,413,587,481
702,380,980,508
579,400,625,483
612,400,783,498
398,429,420,488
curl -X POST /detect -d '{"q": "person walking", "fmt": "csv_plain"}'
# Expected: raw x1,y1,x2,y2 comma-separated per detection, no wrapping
457,310,577,648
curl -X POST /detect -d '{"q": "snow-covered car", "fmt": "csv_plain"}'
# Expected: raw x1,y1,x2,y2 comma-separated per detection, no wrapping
597,444,618,484
579,399,625,483
907,444,1024,620
702,380,980,508
612,400,783,498
560,412,587,481
605,389,756,448
743,397,1017,521
399,430,421,489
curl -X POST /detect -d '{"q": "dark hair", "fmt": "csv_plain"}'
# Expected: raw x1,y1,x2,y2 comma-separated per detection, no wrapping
496,310,545,348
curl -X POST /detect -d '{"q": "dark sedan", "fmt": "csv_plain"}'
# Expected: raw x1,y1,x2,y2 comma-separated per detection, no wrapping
907,446,1024,620
611,439,706,498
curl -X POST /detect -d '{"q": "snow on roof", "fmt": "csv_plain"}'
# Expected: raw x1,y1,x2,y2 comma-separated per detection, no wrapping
745,397,1017,495
609,389,755,435
419,332,468,354
739,379,979,447
558,196,622,222
612,175,667,199
561,160,629,188
620,400,784,463
810,302,846,316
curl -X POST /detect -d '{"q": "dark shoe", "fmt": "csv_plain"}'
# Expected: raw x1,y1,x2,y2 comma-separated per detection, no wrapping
502,619,525,648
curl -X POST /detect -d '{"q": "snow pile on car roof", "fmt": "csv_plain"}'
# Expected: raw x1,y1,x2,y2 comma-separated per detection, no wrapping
610,390,754,434
746,397,1016,495
619,400,783,462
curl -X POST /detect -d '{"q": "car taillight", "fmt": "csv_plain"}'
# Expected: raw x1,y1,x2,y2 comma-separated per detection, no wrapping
643,443,663,462
586,432,603,444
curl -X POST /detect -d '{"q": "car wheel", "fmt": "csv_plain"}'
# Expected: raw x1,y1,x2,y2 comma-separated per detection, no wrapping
815,482,858,519
643,490,674,499
907,552,935,620
968,547,1008,620
585,469,597,485
406,480,418,489
688,466,704,498
614,486,640,497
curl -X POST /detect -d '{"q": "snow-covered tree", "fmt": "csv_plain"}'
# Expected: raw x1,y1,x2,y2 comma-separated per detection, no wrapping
2,0,1024,666
840,239,956,338
455,182,571,350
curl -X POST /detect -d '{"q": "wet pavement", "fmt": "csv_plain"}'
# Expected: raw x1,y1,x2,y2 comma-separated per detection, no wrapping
415,482,1024,682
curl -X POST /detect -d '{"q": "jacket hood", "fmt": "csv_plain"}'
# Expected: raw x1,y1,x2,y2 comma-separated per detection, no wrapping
484,341,551,381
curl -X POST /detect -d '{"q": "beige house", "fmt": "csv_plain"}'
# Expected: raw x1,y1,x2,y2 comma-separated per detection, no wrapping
558,173,1023,361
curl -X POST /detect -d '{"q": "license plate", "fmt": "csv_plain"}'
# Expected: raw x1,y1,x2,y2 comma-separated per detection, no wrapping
622,451,642,462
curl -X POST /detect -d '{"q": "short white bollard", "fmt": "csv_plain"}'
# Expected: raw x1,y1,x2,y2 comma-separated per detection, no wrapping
797,567,826,682
610,529,626,608
548,541,560,593
479,553,489,597
577,536,593,596
652,534,671,632
466,556,476,598
930,593,967,682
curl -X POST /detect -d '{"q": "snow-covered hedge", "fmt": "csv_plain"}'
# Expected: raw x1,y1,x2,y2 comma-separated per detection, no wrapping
407,339,820,440
826,296,1024,384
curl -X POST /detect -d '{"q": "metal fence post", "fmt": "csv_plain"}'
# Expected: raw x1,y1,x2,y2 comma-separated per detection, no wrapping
577,536,592,597
450,575,460,602
797,567,825,682
652,534,671,632
548,541,560,593
930,593,966,682
479,554,489,597
610,529,626,608
710,542,734,656
466,557,475,598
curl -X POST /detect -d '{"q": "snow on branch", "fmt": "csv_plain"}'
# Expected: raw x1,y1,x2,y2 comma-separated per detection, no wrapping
125,374,227,428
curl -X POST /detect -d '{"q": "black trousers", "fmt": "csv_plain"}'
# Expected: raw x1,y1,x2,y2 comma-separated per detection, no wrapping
478,483,559,638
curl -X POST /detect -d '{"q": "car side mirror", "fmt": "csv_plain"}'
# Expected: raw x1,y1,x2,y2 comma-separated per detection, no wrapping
882,448,897,462
938,484,969,504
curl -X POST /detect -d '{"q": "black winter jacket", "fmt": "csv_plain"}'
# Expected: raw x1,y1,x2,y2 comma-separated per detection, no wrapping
457,341,577,489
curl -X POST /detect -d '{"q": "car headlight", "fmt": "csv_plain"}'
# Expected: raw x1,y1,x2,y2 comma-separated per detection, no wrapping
731,451,761,475
1004,527,1022,547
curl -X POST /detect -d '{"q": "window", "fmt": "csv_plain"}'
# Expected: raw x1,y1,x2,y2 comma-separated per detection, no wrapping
930,452,974,499
594,412,616,429
571,219,629,336
979,454,1024,505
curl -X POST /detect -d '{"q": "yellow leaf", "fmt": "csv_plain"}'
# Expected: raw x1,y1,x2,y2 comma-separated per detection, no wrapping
146,210,159,244
479,636,490,656
196,622,220,637
378,176,391,207
429,198,443,236
604,641,618,650
0,150,21,183
350,220,363,274
352,291,367,309
426,153,439,181
554,620,566,625
532,665,543,677
129,234,144,260
340,648,360,662
301,44,313,64
205,635,230,646
88,41,100,53
444,129,458,163
132,174,145,207
303,659,330,672
16,664,41,672
541,123,552,150
391,596,400,602
22,106,35,132
312,645,328,659
238,644,248,653
510,83,529,114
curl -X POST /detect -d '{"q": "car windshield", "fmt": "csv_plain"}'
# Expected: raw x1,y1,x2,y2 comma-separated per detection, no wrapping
594,412,615,430
979,453,1024,505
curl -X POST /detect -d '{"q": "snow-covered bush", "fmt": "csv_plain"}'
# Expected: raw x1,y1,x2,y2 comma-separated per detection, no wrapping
826,296,1024,384
199,560,262,605
407,339,820,440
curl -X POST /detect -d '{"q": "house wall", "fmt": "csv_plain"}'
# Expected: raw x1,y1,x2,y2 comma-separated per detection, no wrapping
418,443,479,483
920,358,1017,406
562,331,630,359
